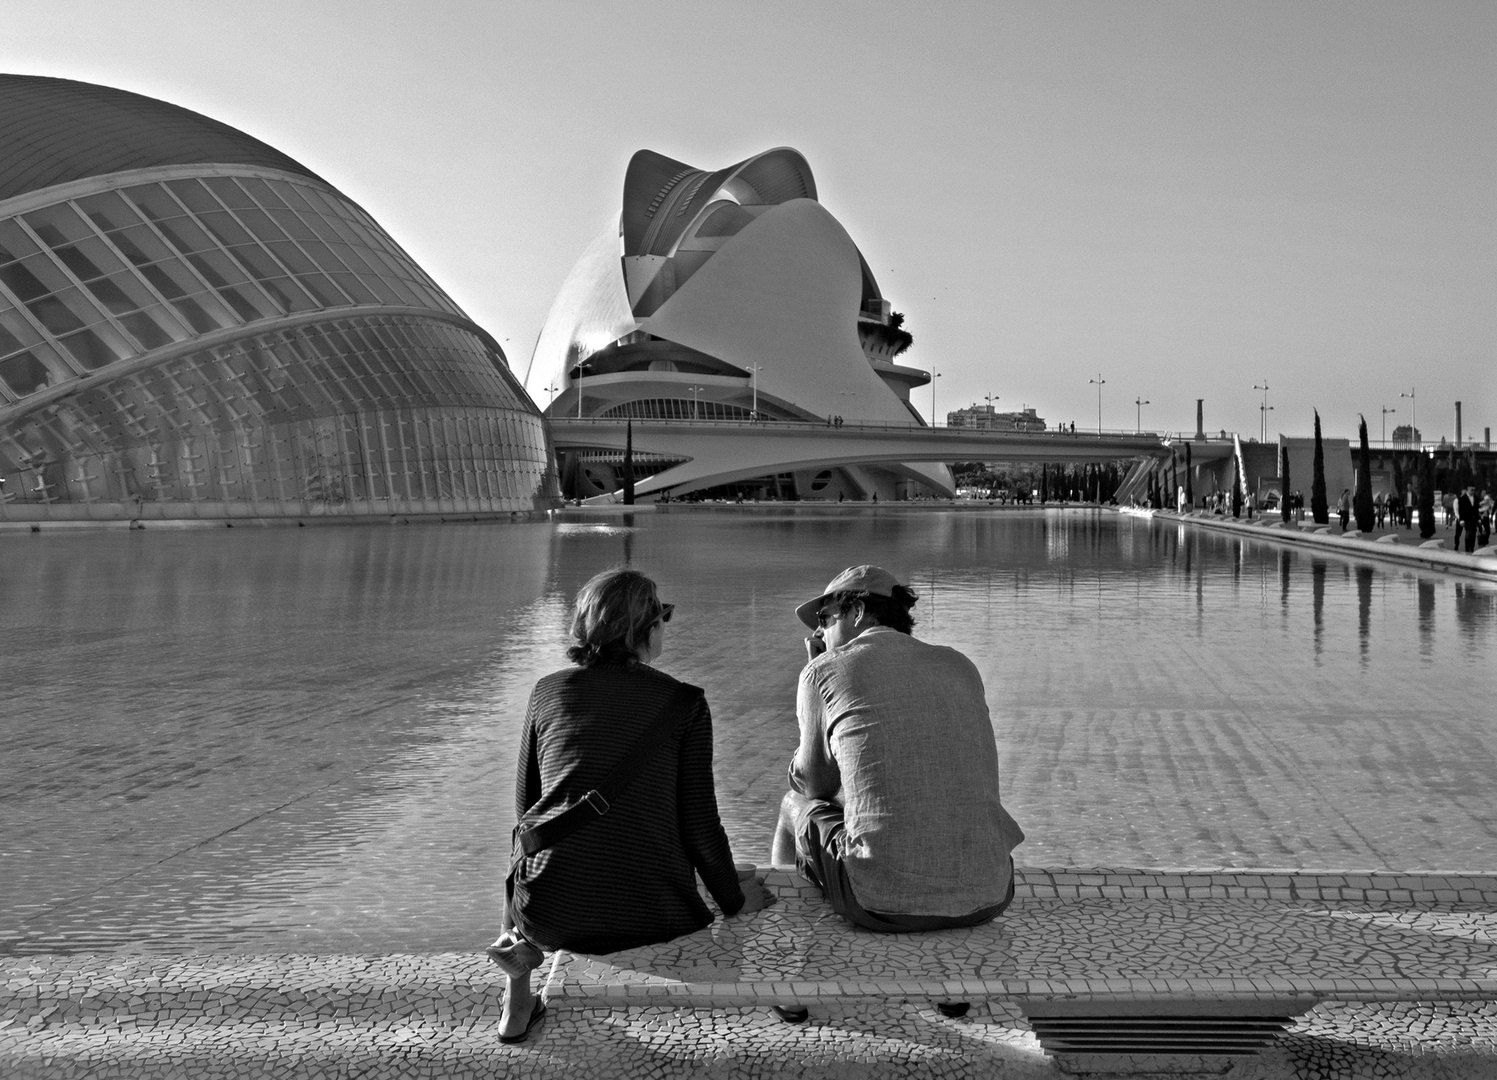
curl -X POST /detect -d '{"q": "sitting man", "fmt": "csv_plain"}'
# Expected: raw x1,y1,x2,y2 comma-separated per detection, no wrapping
769,565,1025,1021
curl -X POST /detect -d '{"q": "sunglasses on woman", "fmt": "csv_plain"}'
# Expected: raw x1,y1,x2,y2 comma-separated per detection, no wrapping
656,602,675,625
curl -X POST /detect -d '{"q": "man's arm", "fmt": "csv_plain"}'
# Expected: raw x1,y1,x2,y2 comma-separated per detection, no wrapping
787,666,840,801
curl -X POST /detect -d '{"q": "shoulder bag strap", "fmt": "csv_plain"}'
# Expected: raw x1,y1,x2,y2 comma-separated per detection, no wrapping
510,682,698,870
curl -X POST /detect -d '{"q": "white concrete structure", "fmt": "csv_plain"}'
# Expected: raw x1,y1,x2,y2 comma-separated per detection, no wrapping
526,148,954,500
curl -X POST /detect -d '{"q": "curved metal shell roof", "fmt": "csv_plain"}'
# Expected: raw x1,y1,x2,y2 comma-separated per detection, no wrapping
0,74,323,204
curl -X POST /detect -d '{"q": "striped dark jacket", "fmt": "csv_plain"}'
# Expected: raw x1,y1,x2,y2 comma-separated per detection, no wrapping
507,662,744,953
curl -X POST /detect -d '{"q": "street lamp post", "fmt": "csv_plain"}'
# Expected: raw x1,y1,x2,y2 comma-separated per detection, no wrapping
985,393,999,429
930,370,941,427
1253,382,1270,442
748,364,764,419
1089,375,1105,433
545,384,558,412
1381,406,1396,444
1400,388,1416,442
1134,397,1150,434
686,384,704,421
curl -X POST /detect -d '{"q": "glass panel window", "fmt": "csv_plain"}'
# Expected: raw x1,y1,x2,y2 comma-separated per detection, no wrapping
0,351,52,396
23,204,93,245
269,180,317,214
82,276,144,315
165,179,222,215
296,272,345,308
297,238,348,273
0,260,51,303
27,289,93,336
236,177,287,208
0,321,24,357
170,295,227,334
197,211,252,248
121,185,189,224
150,215,217,257
117,311,174,350
267,208,316,241
235,208,284,245
17,254,74,295
353,272,404,305
109,226,174,267
265,240,315,276
75,191,142,234
59,327,123,370
331,272,378,304
53,237,123,282
218,285,271,323
202,176,257,210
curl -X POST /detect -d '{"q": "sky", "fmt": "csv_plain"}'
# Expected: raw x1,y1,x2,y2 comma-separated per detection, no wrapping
9,0,1494,443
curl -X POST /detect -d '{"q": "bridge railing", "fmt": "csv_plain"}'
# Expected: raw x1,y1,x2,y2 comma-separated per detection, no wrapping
551,415,1197,440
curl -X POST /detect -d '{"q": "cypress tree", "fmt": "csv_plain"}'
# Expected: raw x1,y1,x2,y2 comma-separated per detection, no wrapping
1230,451,1243,517
622,419,635,505
1418,453,1436,538
1280,444,1292,523
1311,409,1329,524
1354,416,1374,530
1184,442,1194,509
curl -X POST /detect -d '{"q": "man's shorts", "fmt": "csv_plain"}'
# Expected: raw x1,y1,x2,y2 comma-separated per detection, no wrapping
791,797,1014,933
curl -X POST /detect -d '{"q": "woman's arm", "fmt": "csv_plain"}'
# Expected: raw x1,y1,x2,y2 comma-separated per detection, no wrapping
515,690,542,820
675,694,746,916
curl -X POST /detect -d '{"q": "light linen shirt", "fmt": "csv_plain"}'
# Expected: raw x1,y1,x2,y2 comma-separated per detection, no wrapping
789,626,1025,916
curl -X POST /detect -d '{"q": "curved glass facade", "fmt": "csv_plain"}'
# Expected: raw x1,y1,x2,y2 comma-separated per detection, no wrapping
0,76,558,521
0,173,462,403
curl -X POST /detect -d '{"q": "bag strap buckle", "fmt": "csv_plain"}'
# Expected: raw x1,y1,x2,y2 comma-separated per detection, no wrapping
583,789,610,815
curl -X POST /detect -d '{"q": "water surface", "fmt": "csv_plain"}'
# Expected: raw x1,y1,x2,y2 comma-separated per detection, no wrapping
1,509,1492,953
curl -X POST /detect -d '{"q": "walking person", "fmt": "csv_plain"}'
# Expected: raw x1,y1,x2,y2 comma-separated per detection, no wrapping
1457,486,1480,553
486,568,773,1042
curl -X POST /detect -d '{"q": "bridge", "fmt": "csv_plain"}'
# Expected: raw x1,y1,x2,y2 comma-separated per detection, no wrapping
548,417,1204,498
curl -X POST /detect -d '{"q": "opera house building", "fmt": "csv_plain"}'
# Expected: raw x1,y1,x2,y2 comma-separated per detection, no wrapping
526,148,954,500
0,75,557,523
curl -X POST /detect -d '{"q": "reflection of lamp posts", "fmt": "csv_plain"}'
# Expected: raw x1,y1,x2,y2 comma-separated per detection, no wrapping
575,361,591,419
1134,396,1150,434
1400,387,1416,441
1381,406,1396,444
1089,374,1105,433
747,364,764,418
686,384,704,421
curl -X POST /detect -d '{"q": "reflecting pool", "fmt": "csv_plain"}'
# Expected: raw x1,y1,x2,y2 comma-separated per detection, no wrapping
1,509,1493,954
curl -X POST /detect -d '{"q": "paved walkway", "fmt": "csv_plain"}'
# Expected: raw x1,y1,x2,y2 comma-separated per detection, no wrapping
5,868,1496,1078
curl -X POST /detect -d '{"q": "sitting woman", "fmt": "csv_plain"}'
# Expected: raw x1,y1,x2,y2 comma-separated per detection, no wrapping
487,567,773,1042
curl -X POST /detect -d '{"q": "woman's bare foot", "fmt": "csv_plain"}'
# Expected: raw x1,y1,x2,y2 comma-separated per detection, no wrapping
499,973,534,1040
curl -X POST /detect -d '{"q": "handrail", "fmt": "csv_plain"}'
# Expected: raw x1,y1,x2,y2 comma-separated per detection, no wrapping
550,415,1182,439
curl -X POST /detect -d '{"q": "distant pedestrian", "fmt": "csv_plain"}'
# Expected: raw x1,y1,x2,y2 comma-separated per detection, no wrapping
1337,489,1351,531
1457,486,1480,553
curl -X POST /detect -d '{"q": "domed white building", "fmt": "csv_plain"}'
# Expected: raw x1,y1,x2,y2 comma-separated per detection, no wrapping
526,148,954,500
0,75,557,522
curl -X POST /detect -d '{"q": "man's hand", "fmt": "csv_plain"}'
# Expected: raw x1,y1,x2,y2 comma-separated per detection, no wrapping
735,878,776,916
804,632,827,662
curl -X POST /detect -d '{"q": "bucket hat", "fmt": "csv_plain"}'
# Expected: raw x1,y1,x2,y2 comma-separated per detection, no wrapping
795,565,901,629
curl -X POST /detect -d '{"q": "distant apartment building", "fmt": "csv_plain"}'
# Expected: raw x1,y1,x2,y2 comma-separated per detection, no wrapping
945,403,1046,432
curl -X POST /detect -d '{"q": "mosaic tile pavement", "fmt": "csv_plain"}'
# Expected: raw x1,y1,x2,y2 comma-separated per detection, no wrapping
3,868,1496,1077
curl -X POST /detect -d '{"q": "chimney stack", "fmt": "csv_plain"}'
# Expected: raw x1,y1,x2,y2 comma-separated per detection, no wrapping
1195,399,1205,441
1455,401,1462,447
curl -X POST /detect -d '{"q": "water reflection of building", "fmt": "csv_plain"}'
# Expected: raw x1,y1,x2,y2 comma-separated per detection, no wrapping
526,147,954,502
0,75,557,522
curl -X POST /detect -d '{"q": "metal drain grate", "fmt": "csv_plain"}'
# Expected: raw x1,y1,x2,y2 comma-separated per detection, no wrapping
1028,1014,1296,1056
